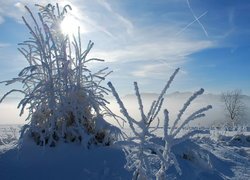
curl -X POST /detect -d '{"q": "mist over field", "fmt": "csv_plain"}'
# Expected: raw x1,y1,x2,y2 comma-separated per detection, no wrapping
1,92,249,128
107,92,250,128
0,97,27,125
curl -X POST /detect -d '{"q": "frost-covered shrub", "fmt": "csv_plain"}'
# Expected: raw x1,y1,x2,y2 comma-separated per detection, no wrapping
0,3,120,147
108,68,212,179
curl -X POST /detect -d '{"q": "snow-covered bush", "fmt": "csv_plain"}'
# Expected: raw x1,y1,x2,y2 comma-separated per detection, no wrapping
0,3,120,147
108,68,212,179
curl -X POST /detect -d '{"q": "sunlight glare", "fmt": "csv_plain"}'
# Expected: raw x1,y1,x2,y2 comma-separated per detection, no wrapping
60,15,80,36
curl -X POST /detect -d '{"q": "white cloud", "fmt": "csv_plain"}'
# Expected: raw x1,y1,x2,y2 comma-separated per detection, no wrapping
0,0,31,23
131,63,177,78
131,61,188,78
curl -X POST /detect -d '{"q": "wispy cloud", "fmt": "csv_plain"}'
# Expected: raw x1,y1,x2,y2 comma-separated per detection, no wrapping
93,38,214,62
0,0,217,84
131,63,179,78
96,0,133,35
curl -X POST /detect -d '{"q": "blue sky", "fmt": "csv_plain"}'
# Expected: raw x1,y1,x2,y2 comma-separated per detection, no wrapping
0,0,250,96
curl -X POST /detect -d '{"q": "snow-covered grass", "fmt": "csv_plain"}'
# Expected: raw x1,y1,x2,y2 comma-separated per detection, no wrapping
0,4,121,148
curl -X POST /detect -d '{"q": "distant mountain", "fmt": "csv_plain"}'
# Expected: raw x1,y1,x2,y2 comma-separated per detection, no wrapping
124,93,158,100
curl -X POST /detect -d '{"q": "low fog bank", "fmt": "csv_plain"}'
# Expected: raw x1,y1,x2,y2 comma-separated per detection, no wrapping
106,92,250,128
0,93,249,127
0,97,27,124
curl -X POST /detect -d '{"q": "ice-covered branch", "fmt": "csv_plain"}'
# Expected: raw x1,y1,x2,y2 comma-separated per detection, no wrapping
134,82,146,123
170,88,204,134
0,90,26,103
163,109,169,140
108,82,139,136
147,68,179,126
172,105,212,138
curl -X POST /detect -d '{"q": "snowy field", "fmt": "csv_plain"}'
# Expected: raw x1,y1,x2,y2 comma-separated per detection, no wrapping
0,124,250,180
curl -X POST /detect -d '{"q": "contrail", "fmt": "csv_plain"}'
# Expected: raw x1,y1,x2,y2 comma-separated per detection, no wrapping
176,11,208,36
177,0,208,37
187,0,208,37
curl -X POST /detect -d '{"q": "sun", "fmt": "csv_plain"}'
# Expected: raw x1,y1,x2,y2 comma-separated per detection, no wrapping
60,15,79,36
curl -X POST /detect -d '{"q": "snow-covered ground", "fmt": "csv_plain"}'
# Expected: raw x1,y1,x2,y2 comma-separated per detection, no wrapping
0,125,131,180
0,125,250,180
